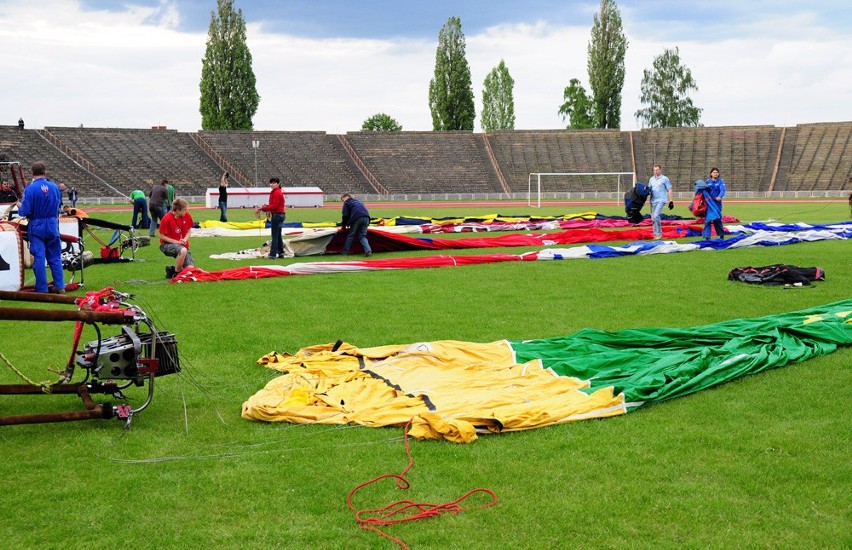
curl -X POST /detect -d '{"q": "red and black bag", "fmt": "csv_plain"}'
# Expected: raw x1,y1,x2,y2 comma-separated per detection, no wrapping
688,192,707,217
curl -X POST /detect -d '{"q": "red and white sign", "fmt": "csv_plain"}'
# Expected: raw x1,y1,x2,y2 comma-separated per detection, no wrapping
205,187,324,208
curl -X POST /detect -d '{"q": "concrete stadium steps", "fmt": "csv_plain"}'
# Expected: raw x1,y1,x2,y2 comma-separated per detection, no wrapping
637,126,781,192
783,123,851,191
198,130,369,196
344,131,504,195
0,123,848,200
0,126,105,196
488,130,632,192
43,127,222,196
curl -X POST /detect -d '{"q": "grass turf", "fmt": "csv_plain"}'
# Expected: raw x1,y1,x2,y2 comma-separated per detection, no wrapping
1,199,849,549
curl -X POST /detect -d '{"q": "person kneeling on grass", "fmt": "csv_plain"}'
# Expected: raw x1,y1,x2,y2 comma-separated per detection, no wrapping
159,198,194,279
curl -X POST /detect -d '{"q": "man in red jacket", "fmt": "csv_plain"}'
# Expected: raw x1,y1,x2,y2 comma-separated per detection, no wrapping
256,177,285,258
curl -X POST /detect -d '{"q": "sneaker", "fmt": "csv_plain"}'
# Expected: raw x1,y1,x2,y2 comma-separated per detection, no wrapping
365,251,372,257
165,266,176,279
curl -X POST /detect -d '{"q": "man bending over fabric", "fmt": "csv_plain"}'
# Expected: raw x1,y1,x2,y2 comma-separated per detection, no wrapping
340,193,372,256
129,188,150,229
159,198,194,279
18,161,66,293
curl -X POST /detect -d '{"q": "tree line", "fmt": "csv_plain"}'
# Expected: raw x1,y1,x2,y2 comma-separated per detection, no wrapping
199,0,702,133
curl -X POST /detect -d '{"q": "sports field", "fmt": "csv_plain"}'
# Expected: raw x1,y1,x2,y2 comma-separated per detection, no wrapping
1,199,849,549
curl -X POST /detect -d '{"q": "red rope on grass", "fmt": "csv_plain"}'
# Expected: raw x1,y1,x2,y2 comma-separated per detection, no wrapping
347,419,498,549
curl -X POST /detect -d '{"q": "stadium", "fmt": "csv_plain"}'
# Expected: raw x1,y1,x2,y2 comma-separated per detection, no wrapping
0,122,849,201
1,119,849,548
1,0,851,544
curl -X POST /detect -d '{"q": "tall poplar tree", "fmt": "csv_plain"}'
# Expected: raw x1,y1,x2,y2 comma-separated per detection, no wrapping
199,0,260,130
428,16,475,131
558,78,595,129
481,59,515,132
635,47,702,128
587,0,628,129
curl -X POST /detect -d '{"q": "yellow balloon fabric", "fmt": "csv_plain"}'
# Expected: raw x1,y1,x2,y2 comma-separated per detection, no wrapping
242,340,626,443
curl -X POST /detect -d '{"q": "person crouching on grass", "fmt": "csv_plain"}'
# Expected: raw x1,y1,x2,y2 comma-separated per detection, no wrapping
159,198,194,279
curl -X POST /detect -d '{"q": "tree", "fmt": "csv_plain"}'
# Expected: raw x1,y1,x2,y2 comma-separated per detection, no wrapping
199,0,260,130
361,113,402,132
558,78,595,129
635,47,702,128
428,16,475,131
481,59,515,132
587,0,628,129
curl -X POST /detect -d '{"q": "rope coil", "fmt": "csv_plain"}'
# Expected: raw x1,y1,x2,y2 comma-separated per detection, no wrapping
347,419,498,549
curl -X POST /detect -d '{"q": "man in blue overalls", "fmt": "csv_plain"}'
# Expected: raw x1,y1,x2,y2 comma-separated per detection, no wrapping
18,161,65,293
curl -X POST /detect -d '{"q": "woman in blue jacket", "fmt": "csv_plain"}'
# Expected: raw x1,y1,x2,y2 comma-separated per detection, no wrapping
702,167,726,239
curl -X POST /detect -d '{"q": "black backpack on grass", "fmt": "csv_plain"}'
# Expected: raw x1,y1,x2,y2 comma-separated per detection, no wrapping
728,264,825,285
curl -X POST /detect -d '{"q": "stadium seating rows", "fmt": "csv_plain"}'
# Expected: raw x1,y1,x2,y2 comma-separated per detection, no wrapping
0,122,849,198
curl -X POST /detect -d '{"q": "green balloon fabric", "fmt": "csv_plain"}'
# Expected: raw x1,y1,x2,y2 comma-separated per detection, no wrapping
510,300,852,407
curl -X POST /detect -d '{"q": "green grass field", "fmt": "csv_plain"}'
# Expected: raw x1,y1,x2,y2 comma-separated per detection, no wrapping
1,199,850,549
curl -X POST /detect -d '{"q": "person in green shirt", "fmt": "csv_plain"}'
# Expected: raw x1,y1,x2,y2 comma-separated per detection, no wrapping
165,181,175,212
129,189,150,229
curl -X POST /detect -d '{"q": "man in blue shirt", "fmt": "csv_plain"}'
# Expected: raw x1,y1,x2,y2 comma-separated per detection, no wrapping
648,164,673,239
17,161,65,293
340,193,372,256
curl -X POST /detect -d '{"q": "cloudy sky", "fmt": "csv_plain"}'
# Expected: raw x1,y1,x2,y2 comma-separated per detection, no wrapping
1,0,849,133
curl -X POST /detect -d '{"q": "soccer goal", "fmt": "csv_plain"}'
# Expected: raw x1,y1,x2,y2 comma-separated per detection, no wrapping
527,172,636,207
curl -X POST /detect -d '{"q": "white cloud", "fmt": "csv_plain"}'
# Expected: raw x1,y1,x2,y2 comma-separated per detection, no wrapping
468,22,591,131
0,0,204,130
248,29,435,133
0,0,849,133
620,10,852,129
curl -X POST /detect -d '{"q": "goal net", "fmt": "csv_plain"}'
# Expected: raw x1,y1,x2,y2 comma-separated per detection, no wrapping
527,172,636,207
